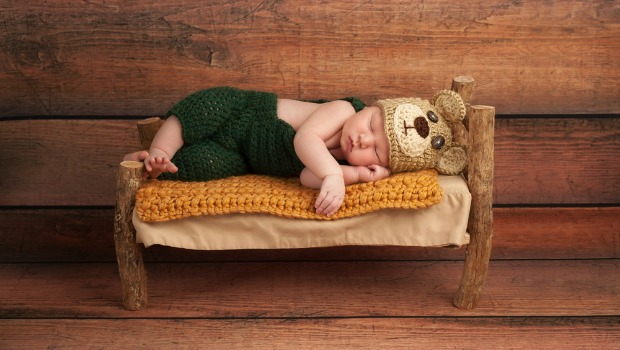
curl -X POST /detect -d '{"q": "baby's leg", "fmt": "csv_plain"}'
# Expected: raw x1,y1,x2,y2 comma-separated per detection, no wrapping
159,141,248,181
144,116,183,178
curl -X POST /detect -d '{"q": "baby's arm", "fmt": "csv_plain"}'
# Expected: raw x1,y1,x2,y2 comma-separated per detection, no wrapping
294,101,357,216
356,164,391,182
301,165,391,188
144,116,184,178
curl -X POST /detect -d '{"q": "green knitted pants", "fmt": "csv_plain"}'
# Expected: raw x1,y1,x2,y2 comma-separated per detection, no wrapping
161,87,304,181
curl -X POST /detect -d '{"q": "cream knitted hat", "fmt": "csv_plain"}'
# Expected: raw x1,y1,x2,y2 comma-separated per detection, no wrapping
375,90,467,174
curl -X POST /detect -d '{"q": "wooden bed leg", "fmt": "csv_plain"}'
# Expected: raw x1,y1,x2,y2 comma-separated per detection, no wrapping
113,161,148,310
454,105,495,310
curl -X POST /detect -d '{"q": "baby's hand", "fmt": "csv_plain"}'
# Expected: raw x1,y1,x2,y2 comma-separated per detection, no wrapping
144,148,178,179
315,174,345,216
358,165,391,182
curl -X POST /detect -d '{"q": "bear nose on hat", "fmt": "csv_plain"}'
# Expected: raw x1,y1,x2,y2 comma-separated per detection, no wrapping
414,117,430,138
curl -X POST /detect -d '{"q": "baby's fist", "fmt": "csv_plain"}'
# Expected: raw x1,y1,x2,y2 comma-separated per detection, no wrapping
358,165,391,182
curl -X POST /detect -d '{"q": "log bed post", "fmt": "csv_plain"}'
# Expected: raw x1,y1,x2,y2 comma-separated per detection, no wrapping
113,117,162,310
454,104,495,309
450,76,475,147
114,161,148,310
137,117,164,151
449,76,495,309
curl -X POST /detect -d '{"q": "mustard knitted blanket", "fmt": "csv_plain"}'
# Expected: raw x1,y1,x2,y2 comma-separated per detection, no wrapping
135,169,442,222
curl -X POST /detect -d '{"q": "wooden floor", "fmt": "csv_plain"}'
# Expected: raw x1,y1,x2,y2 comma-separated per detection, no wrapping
1,247,619,349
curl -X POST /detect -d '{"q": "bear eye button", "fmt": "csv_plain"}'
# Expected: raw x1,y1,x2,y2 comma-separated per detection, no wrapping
427,110,439,123
431,136,445,149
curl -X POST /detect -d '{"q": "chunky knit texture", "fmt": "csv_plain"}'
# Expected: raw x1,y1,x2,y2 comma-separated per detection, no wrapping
136,170,442,222
161,87,367,181
376,90,467,174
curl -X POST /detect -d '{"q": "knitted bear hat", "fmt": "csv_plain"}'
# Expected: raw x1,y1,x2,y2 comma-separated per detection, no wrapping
375,90,467,174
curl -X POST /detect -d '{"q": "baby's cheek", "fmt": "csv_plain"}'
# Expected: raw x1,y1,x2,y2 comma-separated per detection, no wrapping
345,152,364,166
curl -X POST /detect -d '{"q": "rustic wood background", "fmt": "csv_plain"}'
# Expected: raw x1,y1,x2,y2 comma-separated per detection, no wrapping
1,0,619,117
0,1,618,262
1,1,619,348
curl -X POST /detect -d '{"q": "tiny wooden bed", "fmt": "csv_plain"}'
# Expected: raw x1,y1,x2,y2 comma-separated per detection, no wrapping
113,76,495,311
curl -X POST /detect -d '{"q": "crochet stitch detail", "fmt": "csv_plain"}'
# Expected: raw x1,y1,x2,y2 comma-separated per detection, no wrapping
162,87,305,180
136,170,443,222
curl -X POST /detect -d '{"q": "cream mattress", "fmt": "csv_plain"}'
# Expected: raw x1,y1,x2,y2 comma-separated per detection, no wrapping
134,175,471,250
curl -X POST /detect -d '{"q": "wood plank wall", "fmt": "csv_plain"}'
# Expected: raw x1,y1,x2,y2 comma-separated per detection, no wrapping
0,0,619,263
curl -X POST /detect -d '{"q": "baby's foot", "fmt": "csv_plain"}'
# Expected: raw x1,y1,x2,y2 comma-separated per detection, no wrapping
144,149,178,178
123,150,149,162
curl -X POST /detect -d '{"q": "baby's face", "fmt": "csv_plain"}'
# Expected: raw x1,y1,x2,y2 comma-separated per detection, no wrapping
340,106,390,167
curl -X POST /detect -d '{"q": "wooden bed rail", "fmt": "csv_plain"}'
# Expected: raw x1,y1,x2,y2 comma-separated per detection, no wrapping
113,76,494,311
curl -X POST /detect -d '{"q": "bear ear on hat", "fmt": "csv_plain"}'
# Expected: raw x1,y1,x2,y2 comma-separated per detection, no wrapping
435,145,468,175
431,90,466,123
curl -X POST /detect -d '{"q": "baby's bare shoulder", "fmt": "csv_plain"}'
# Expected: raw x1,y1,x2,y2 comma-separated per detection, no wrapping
278,99,356,129
277,99,320,129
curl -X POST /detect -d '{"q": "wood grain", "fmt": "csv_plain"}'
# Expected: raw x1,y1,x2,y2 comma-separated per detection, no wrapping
0,260,618,318
494,117,620,204
0,207,620,263
1,317,617,350
1,117,618,206
1,207,618,263
1,0,618,117
0,119,140,206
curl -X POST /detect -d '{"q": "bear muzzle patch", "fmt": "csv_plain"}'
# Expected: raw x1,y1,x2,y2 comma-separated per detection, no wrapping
393,103,430,157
